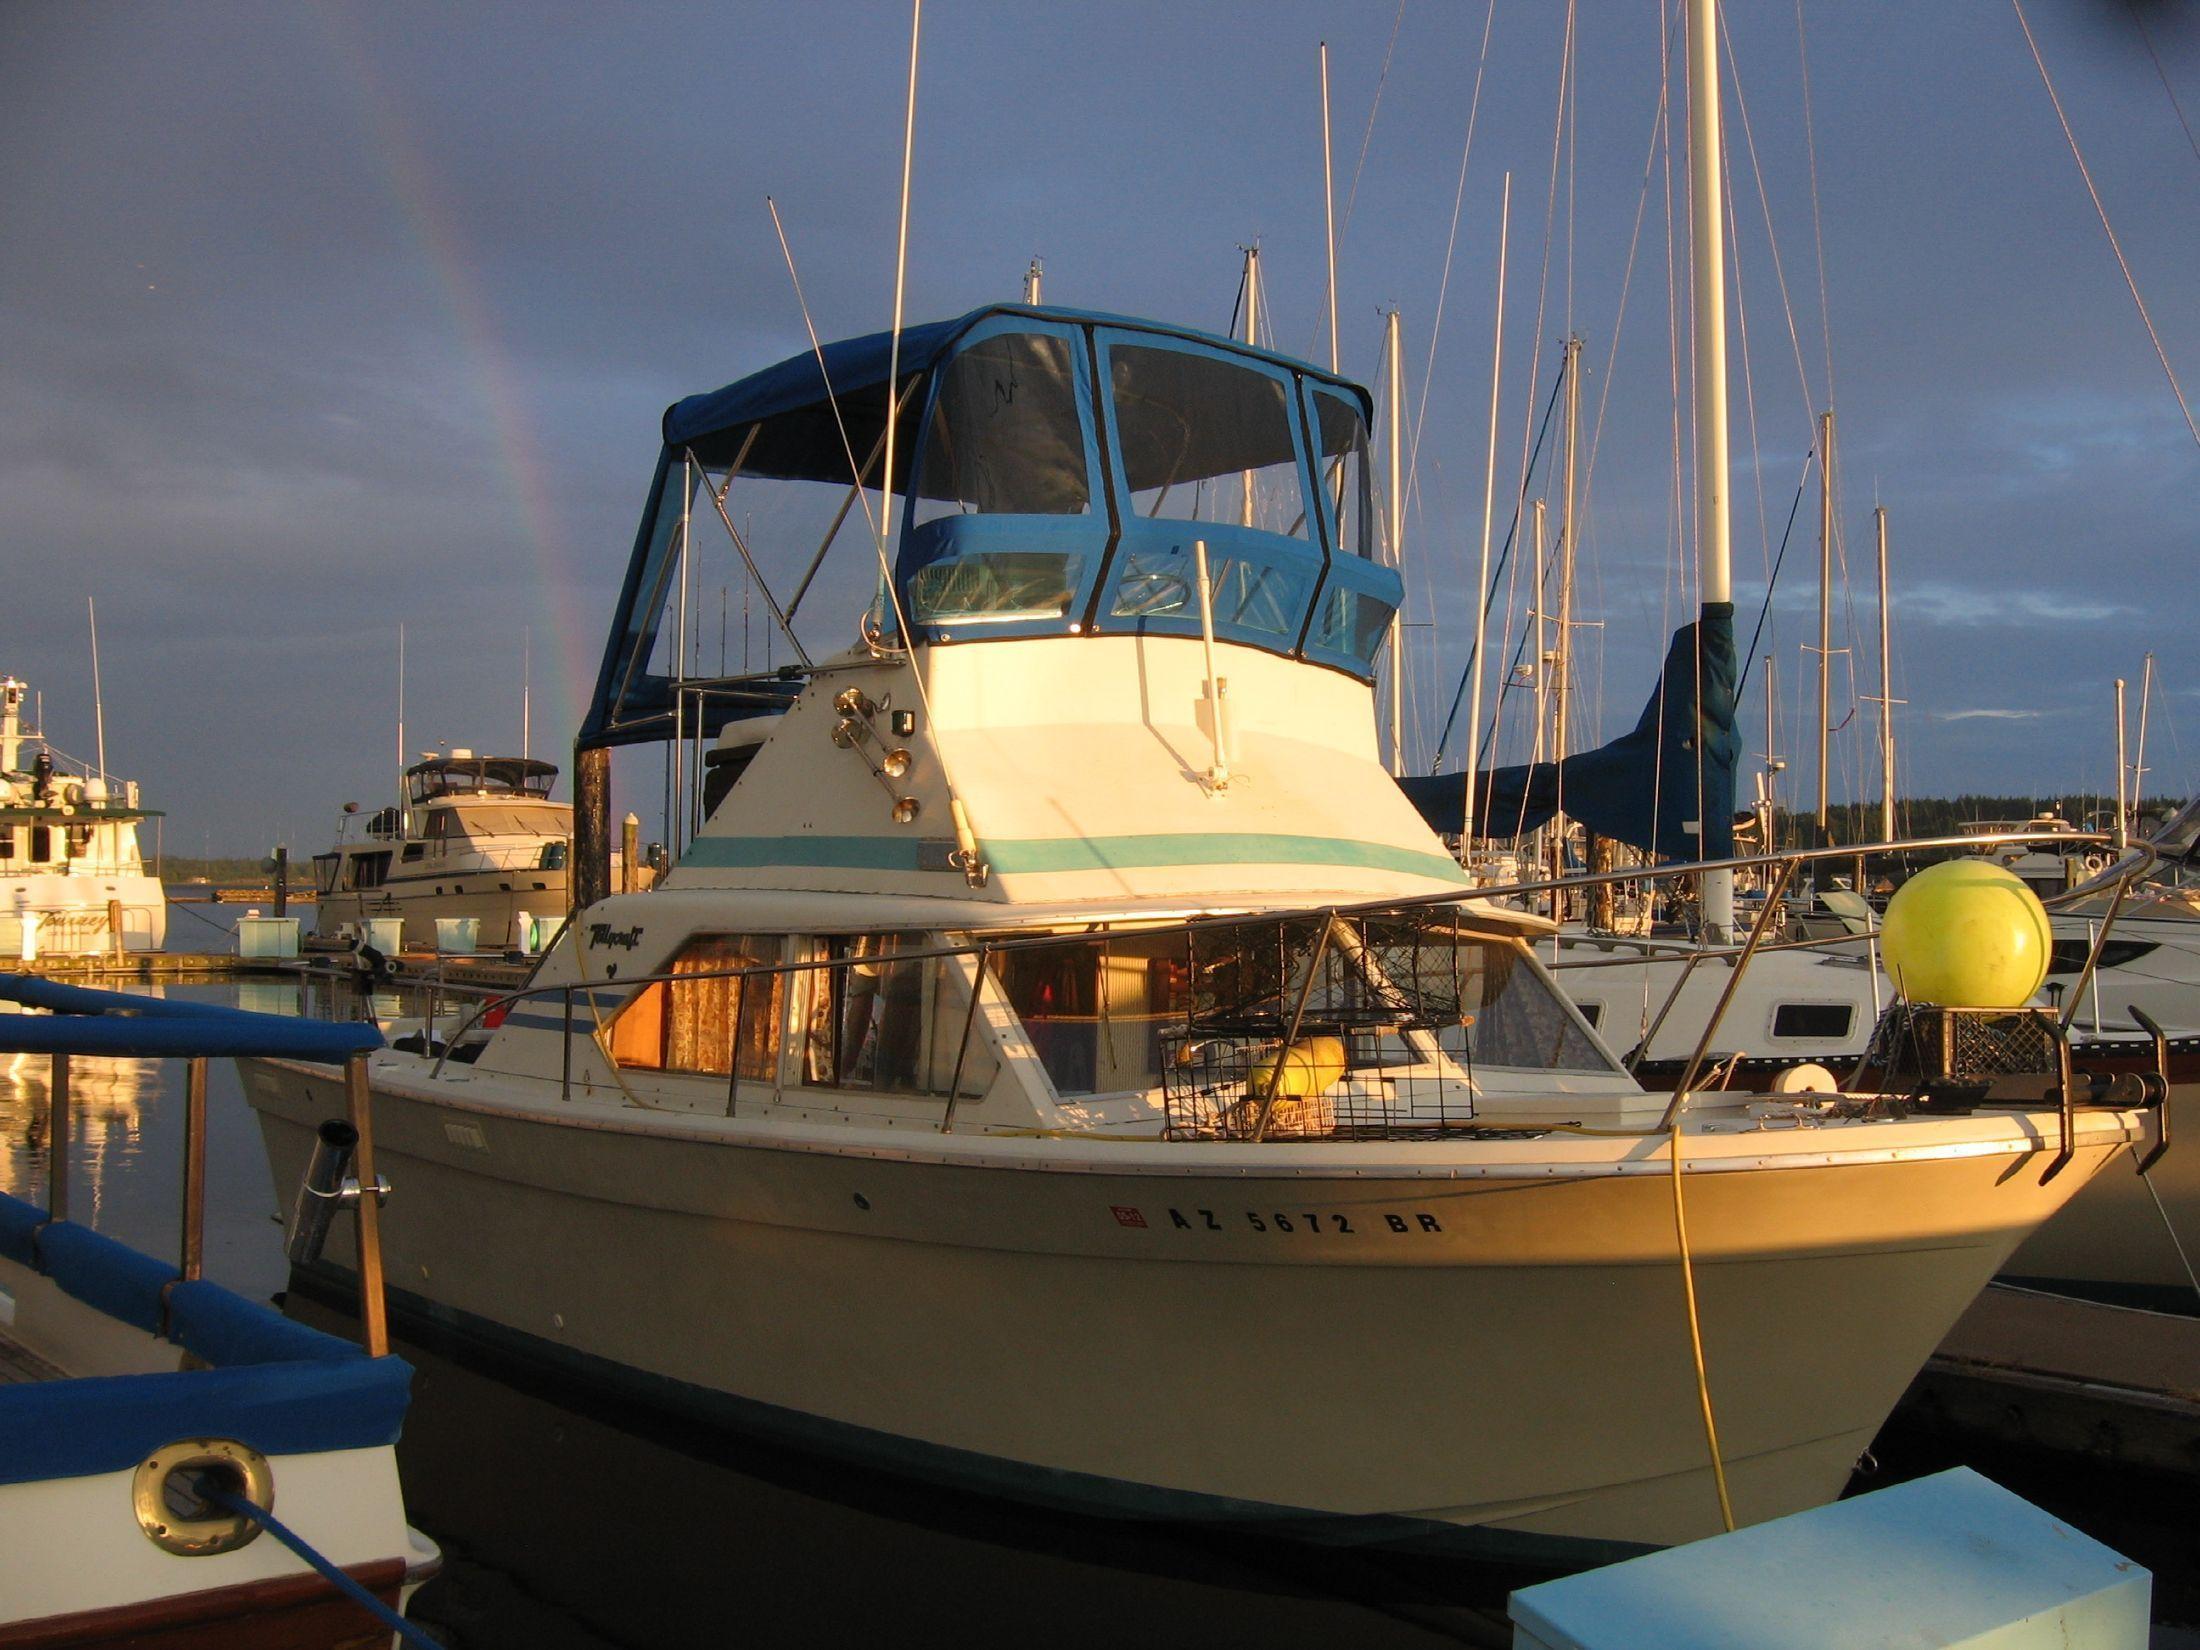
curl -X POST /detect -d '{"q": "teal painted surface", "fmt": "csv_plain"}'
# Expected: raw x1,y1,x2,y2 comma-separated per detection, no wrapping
1508,1468,2151,1650
679,831,1469,883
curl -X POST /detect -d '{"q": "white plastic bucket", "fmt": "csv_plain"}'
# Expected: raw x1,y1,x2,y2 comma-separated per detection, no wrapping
363,917,404,955
236,916,301,959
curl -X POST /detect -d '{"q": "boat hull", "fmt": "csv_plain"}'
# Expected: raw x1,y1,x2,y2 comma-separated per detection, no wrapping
241,1057,2128,1550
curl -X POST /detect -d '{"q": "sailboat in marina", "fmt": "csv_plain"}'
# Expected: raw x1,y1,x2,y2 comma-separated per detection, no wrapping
234,4,2159,1555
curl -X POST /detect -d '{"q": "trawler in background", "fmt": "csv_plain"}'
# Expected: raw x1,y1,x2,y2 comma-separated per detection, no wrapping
240,292,2151,1558
308,751,572,955
0,676,166,959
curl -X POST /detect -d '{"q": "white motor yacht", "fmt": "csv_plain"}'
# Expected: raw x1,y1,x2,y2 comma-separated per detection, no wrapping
0,676,166,959
239,298,2150,1560
308,752,571,954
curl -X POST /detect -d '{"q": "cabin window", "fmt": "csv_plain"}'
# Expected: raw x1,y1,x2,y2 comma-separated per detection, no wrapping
1310,390,1374,556
312,854,341,894
607,934,784,1080
1770,1002,1854,1041
1309,581,1396,670
799,933,980,1097
913,333,1090,522
989,930,1196,1096
1575,1000,1605,1030
1402,935,1618,1074
1108,346,1309,537
0,827,13,860
28,826,53,864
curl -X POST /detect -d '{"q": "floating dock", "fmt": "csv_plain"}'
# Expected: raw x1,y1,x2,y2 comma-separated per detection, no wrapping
1906,1284,2200,1477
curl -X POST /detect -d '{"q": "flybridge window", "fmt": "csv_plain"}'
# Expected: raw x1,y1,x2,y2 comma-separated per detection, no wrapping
913,334,1090,522
1310,582,1396,671
1311,390,1374,557
1109,346,1309,537
909,552,1084,625
1107,545,1309,647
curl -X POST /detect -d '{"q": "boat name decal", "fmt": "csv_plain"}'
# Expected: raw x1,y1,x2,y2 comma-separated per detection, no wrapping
588,923,644,951
1121,1206,1445,1236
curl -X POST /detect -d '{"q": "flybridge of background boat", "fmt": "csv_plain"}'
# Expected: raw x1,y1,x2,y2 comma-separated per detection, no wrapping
580,304,1400,754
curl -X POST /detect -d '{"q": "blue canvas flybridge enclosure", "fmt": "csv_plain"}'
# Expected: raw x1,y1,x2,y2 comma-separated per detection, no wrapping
580,304,1398,751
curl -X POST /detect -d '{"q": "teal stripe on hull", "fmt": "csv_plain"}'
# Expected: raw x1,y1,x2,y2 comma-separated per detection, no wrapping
679,832,1469,884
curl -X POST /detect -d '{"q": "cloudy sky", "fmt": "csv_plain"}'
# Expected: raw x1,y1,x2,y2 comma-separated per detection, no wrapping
4,1,2196,854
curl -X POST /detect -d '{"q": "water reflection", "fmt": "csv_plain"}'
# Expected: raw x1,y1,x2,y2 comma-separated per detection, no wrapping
279,1293,1518,1650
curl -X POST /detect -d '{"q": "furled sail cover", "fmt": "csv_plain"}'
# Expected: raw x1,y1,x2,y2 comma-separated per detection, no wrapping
1395,603,1739,863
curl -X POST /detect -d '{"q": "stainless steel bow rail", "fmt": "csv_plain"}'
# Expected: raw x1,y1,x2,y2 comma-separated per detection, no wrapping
409,829,2172,1151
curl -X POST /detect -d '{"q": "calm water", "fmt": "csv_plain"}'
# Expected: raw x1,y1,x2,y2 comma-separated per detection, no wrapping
5,914,2193,1646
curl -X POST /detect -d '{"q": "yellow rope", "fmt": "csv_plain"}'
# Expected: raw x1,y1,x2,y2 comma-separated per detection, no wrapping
1670,1120,1736,1532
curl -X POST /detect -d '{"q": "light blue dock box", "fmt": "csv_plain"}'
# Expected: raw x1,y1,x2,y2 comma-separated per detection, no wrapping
1510,1469,2150,1650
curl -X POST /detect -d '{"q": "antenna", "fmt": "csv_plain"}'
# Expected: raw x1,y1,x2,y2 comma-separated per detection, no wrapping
522,627,532,762
1023,257,1043,304
396,624,407,831
87,596,107,783
1318,41,1339,373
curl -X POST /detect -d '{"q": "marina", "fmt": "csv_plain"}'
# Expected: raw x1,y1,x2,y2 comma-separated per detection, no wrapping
6,1,2200,1644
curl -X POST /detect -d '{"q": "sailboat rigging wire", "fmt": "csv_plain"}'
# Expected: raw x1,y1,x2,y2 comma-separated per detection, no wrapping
2127,0,2200,171
2011,0,2200,452
1404,0,1496,508
1735,455,1815,703
1336,0,1406,242
1792,0,1837,414
766,196,883,546
1429,364,1567,768
1720,4,1822,424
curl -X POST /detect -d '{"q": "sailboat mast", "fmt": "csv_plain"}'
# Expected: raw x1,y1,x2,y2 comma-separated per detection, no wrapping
1553,338,1582,780
2115,677,2130,853
87,597,107,785
1687,0,1735,940
2134,650,2154,820
1763,652,1781,851
1815,410,1835,842
1532,498,1550,766
1550,337,1582,908
1875,507,1895,844
1462,173,1511,850
1386,307,1406,775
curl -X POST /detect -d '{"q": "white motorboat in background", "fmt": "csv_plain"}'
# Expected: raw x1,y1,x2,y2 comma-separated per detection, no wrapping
0,676,166,959
309,751,573,954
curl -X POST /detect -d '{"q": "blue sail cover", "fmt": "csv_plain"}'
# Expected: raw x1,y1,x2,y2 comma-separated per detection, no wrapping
1397,603,1739,862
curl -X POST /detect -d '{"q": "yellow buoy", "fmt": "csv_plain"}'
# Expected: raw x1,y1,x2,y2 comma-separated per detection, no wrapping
1880,859,2052,1009
1246,1035,1348,1096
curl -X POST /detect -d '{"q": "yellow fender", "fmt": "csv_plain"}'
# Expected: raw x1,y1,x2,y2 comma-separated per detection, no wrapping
1248,1034,1348,1096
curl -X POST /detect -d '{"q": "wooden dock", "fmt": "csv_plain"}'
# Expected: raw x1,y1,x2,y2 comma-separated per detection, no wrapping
1905,1284,2200,1476
0,952,285,982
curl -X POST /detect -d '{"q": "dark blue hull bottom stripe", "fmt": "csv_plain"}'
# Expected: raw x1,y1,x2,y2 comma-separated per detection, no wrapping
292,1263,1651,1571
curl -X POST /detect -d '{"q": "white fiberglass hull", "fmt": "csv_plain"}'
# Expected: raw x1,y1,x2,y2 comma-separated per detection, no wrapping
0,872,167,957
242,1054,2134,1554
311,879,567,954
